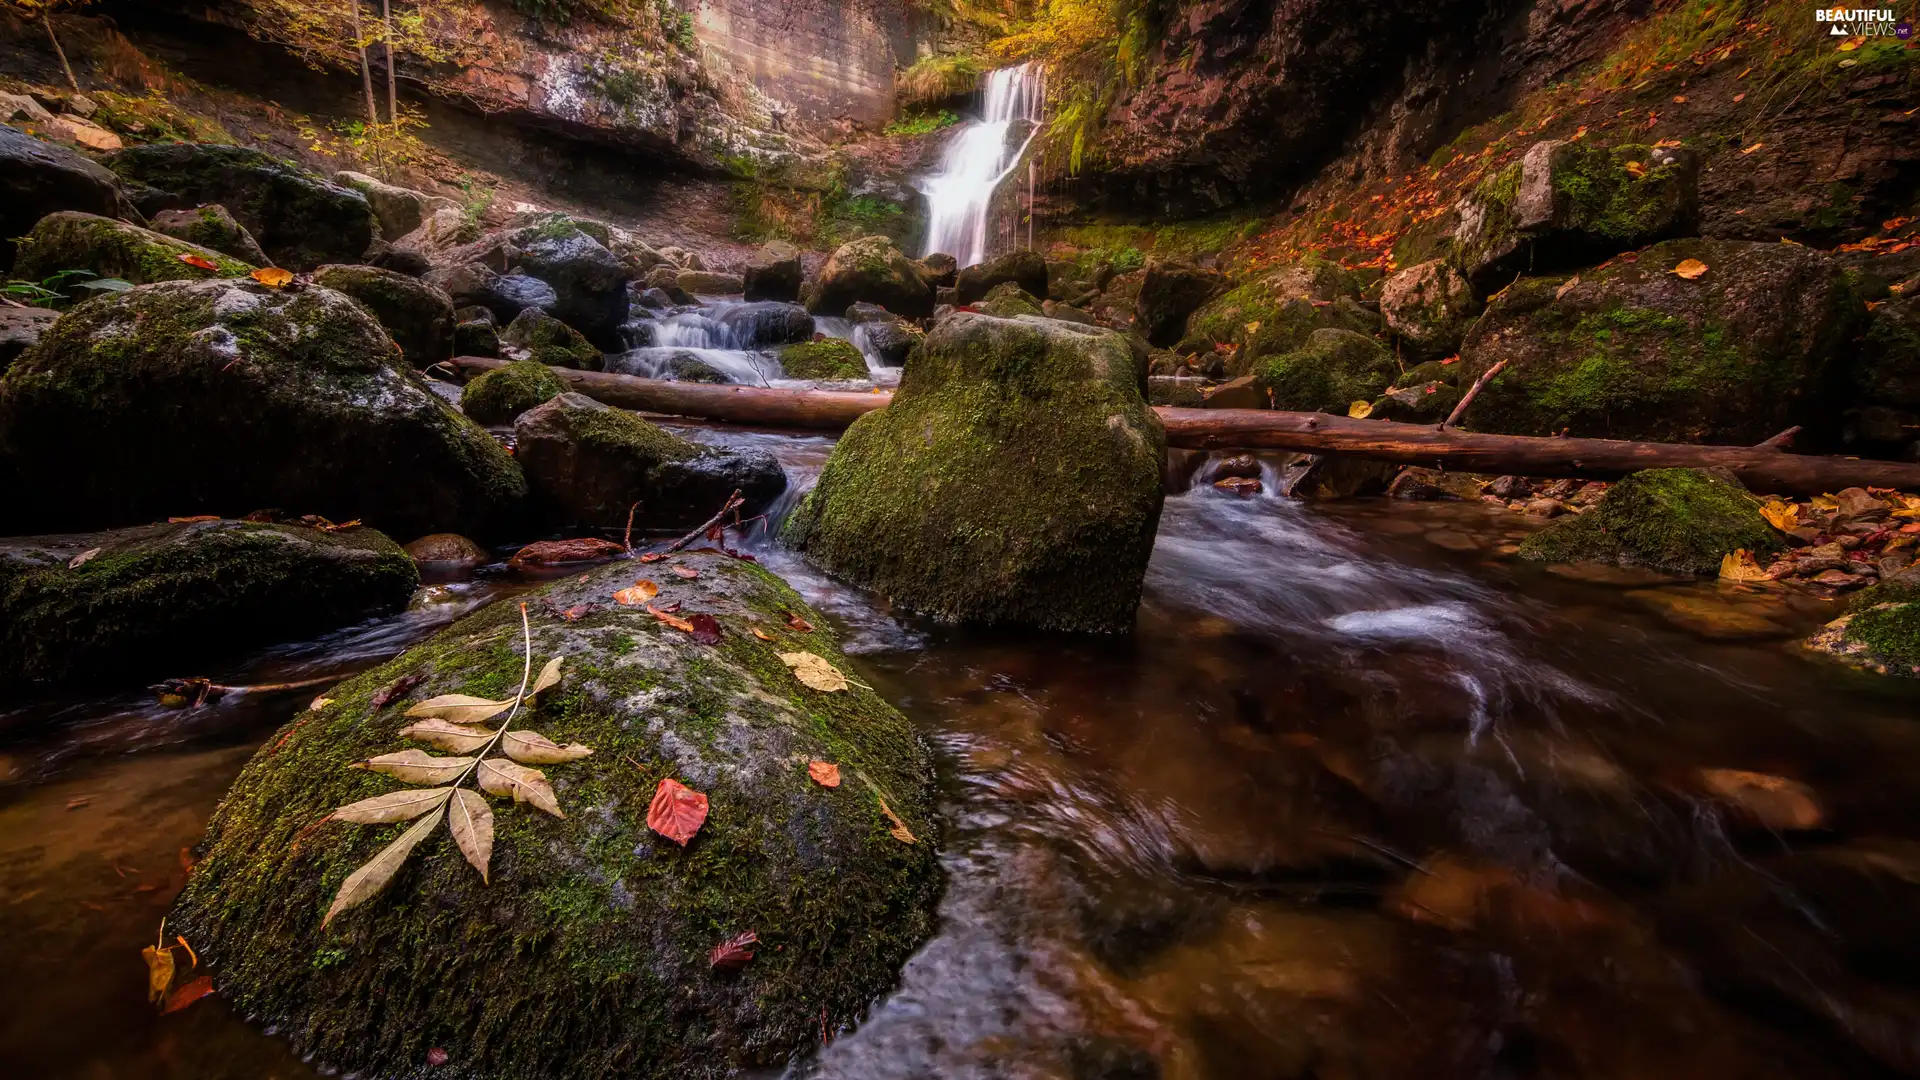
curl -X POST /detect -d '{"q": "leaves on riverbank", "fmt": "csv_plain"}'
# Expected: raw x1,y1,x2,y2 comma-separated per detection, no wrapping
614,579,659,605
1718,549,1772,582
142,942,174,1004
780,652,848,692
1758,499,1799,532
647,778,708,846
709,930,757,970
807,761,841,788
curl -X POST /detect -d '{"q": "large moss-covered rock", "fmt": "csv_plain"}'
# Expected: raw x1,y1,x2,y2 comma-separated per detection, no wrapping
972,281,1044,318
168,552,940,1079
778,339,867,380
1134,258,1228,347
804,236,934,318
105,143,376,270
427,263,561,327
13,211,254,287
785,312,1166,632
1379,259,1480,358
1518,468,1782,574
502,308,602,370
742,240,802,302
514,393,786,530
1178,257,1379,376
1254,328,1398,413
0,278,526,539
0,519,416,690
954,249,1048,306
507,214,633,350
1456,239,1862,443
312,264,457,367
1844,289,1920,454
1807,580,1920,677
461,360,567,425
333,170,452,243
150,204,270,266
0,122,124,270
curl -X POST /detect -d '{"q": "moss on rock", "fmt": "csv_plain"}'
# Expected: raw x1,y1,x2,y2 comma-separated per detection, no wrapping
150,204,269,266
1518,468,1783,574
1254,328,1398,413
312,264,457,367
168,552,941,1079
973,281,1044,318
804,236,934,318
0,519,416,690
785,312,1166,632
461,360,568,425
777,338,868,380
502,308,603,370
1178,257,1377,376
13,211,254,287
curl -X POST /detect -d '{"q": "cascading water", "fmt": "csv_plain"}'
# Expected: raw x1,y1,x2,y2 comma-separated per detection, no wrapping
920,64,1043,268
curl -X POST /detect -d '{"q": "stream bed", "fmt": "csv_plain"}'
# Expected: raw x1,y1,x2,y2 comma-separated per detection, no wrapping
5,427,1920,1080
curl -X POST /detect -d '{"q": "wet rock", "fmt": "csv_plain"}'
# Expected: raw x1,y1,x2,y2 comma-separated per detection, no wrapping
1178,257,1380,376
741,240,803,302
454,319,500,358
1291,455,1401,500
1148,376,1209,407
1625,588,1789,641
1693,768,1824,831
1388,468,1483,501
1486,475,1531,500
1806,570,1920,676
678,270,745,296
711,301,814,348
0,93,52,125
626,350,732,384
388,204,476,269
954,248,1048,305
0,306,59,374
1458,239,1861,443
513,393,786,530
1523,497,1569,517
973,281,1043,318
1833,486,1891,524
1379,259,1480,358
13,211,253,289
1520,468,1782,574
506,214,634,350
858,319,919,367
787,313,1165,632
501,308,602,370
917,252,958,288
311,264,457,367
640,266,697,305
167,551,938,1080
1452,140,1700,291
0,278,525,539
631,286,677,312
460,360,568,425
332,170,453,243
1134,258,1228,346
0,519,416,690
1254,328,1398,413
424,263,559,326
804,235,934,318
402,532,488,573
1543,561,1688,587
777,339,867,380
105,143,376,270
1199,374,1266,409
149,204,270,266
1845,286,1919,453
0,124,127,271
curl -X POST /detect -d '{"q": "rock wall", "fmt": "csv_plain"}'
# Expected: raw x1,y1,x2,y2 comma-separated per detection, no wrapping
685,0,903,124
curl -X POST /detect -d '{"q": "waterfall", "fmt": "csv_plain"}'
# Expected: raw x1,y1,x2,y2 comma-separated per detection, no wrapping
920,64,1043,269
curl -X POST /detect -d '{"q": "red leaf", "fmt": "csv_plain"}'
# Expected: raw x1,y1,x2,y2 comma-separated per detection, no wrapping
783,611,814,633
638,552,667,563
705,523,724,543
807,761,841,788
427,1047,450,1067
709,930,758,970
672,565,700,580
647,778,708,846
370,673,427,710
162,975,214,1014
688,613,723,645
177,253,219,271
559,602,599,621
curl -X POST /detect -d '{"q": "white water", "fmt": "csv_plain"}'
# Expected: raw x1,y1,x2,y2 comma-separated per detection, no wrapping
920,64,1043,268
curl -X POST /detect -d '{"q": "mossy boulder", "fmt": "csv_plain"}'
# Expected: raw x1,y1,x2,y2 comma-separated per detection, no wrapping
972,281,1044,318
13,211,254,288
1518,468,1783,574
954,249,1048,305
1134,258,1228,347
0,519,416,690
777,339,867,380
168,551,940,1079
1367,379,1460,424
1254,328,1399,413
1379,259,1480,358
1843,290,1920,454
0,278,526,539
312,264,457,367
804,236,934,319
513,393,787,530
105,143,376,270
507,214,633,350
461,360,568,425
785,312,1166,633
150,204,270,266
454,318,500,358
1456,239,1862,443
1808,578,1920,677
1178,257,1378,376
333,170,451,243
742,240,802,302
1,121,125,270
502,308,602,370
1452,140,1700,291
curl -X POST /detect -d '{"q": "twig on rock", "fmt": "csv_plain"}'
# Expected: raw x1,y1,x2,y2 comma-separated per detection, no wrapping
663,490,745,555
1440,359,1508,431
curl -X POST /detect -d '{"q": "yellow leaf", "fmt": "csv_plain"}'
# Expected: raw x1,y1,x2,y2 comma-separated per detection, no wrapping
351,749,475,786
250,267,293,288
1837,37,1863,51
142,944,175,1004
1625,160,1647,178
448,788,493,884
331,787,452,824
779,652,849,693
477,759,564,818
323,804,444,925
398,719,494,754
1671,258,1709,280
501,729,594,765
1347,400,1374,419
613,580,658,605
1718,549,1772,582
1244,320,1261,335
309,695,334,711
751,626,775,641
1757,499,1799,532
1740,141,1764,155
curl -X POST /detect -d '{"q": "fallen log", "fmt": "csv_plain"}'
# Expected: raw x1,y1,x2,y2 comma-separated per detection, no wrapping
446,357,1920,495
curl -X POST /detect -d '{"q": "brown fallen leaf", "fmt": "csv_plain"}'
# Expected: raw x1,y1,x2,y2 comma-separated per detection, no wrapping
687,613,723,645
1671,258,1709,280
68,547,101,569
751,627,775,642
331,787,452,824
448,788,493,884
404,694,514,726
1718,549,1772,582
352,749,476,786
807,761,841,788
323,808,444,925
398,719,495,753
501,729,594,764
477,759,564,818
177,253,219,271
142,942,175,1004
371,673,427,710
672,565,700,580
654,600,683,614
1740,141,1764,155
507,538,625,569
638,552,667,563
427,1047,449,1067
878,796,917,844
558,602,599,621
250,267,293,287
783,611,814,633
647,603,697,634
647,777,709,845
162,975,214,1014
780,652,848,692
613,579,659,606
709,929,758,970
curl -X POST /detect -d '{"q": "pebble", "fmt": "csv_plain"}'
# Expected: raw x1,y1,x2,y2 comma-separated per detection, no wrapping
1695,768,1824,831
1425,529,1482,552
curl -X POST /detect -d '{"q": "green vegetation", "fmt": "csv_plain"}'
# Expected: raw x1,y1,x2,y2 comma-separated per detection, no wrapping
461,361,567,425
899,55,981,108
1519,468,1783,574
884,110,960,137
778,339,869,381
993,0,1176,172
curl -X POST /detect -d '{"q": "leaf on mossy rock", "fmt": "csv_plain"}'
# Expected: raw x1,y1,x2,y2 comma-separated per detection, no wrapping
352,749,475,785
751,627,775,642
647,603,697,634
647,777,708,846
371,672,428,710
331,787,453,824
323,806,445,925
613,580,659,606
399,719,495,754
878,796,917,844
251,267,293,287
709,930,757,970
783,611,814,633
807,761,841,788
1758,499,1799,532
1672,259,1709,280
780,652,848,692
529,656,564,697
404,694,515,725
672,565,700,580
142,944,174,1004
477,759,563,818
449,788,493,883
687,613,723,645
177,253,218,271
68,547,100,569
502,730,593,764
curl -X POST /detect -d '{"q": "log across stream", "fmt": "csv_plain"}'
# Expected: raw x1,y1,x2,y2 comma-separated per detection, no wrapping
450,357,1920,496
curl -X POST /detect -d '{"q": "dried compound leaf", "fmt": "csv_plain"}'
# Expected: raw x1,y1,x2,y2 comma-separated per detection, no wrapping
529,655,564,697
647,777,709,846
613,580,659,605
399,719,495,754
1671,258,1709,280
779,652,848,692
807,761,841,788
323,806,445,925
502,729,594,764
478,759,564,818
331,787,452,824
404,694,514,725
449,789,494,884
142,944,175,1004
352,749,475,786
878,796,917,844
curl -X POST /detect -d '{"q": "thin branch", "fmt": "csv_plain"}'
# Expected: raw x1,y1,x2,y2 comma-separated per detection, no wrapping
42,13,79,94
1754,426,1800,451
1439,358,1507,431
663,489,745,554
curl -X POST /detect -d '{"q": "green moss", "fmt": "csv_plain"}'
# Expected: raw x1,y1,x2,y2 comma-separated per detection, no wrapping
461,360,567,425
502,310,602,370
973,281,1043,318
13,212,254,287
1548,143,1691,242
563,398,704,465
1254,328,1398,413
1518,467,1783,574
1844,599,1920,672
1180,257,1374,375
777,339,868,380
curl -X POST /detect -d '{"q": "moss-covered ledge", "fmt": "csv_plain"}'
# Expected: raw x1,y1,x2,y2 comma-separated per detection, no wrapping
170,552,940,1079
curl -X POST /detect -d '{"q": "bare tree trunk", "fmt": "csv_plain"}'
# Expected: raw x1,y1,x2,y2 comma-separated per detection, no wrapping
43,14,80,94
382,0,396,125
348,1,377,128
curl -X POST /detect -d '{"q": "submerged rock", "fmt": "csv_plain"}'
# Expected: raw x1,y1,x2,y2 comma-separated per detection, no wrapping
786,313,1166,632
0,278,525,539
1806,575,1920,677
105,143,376,269
149,204,270,266
1519,468,1782,575
742,240,802,302
954,249,1048,305
0,122,124,270
312,264,457,367
777,339,867,380
502,308,603,370
1254,328,1398,413
514,393,786,530
461,360,568,425
805,236,934,318
508,214,634,349
0,519,416,690
13,211,254,287
168,552,939,1080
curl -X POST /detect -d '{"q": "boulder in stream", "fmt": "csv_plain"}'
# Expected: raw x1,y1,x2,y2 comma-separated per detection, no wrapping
13,211,254,287
804,236,934,318
461,359,568,425
0,278,526,539
502,308,603,370
168,551,939,1079
786,312,1166,632
954,249,1048,305
778,339,868,380
149,204,271,266
0,122,124,270
1253,328,1398,413
0,519,417,690
507,214,633,350
742,240,803,302
679,270,745,296
312,264,457,367
1519,468,1782,575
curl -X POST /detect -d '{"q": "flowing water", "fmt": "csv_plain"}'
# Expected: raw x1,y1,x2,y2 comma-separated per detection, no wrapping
920,65,1044,268
612,301,903,387
6,430,1920,1080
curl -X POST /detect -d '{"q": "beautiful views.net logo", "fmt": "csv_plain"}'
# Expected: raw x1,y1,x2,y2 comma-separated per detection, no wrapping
1814,6,1913,37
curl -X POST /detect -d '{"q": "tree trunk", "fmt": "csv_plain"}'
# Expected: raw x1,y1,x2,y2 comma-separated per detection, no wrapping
382,0,396,125
446,357,1920,496
347,1,378,130
43,14,80,94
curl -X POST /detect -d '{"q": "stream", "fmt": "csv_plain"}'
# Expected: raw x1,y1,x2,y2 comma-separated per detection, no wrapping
5,428,1920,1079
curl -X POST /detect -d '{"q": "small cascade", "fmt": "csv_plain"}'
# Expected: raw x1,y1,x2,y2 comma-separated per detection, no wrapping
920,64,1043,268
